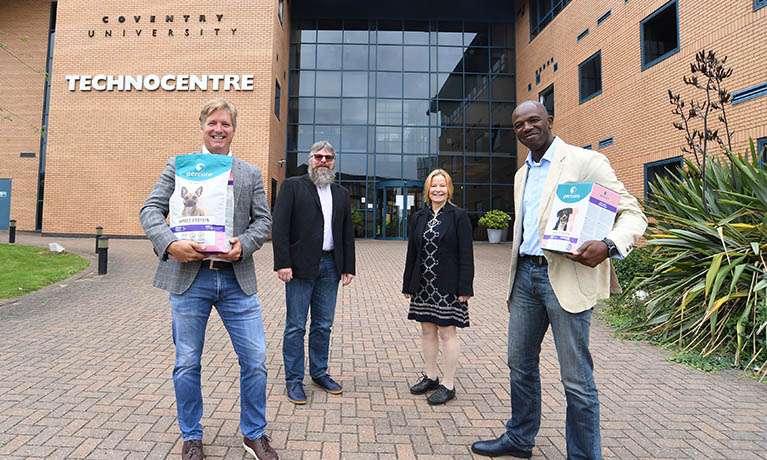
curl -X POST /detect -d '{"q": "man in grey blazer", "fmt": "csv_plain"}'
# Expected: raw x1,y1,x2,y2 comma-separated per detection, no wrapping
140,99,278,460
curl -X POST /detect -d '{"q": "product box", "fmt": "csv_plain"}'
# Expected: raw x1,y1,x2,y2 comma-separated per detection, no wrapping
541,182,619,254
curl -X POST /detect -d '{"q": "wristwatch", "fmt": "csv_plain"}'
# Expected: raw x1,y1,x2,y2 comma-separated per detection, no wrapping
601,238,619,257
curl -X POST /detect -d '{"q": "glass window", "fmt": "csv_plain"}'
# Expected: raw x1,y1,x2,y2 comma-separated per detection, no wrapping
465,184,490,213
464,47,490,73
297,125,315,151
291,71,315,97
378,45,403,71
644,156,683,201
403,155,433,180
465,74,490,100
491,102,516,127
343,45,368,70
579,51,602,103
465,157,490,183
464,23,489,47
466,128,491,156
403,46,429,71
438,47,464,72
530,0,572,40
539,84,554,117
404,21,429,45
316,71,341,97
315,98,340,124
641,0,679,70
377,72,402,98
490,49,514,74
317,20,342,42
403,127,429,154
375,155,402,179
438,155,464,182
341,98,367,124
437,22,463,46
376,126,402,153
403,73,429,99
403,100,430,126
342,71,367,97
433,73,462,99
377,20,403,44
436,127,463,155
465,101,490,127
489,24,510,47
343,21,369,43
342,126,367,152
298,44,316,69
491,75,515,100
438,100,463,126
314,125,340,147
288,98,313,124
338,153,368,177
274,80,281,119
491,129,516,156
492,157,517,184
316,45,342,70
491,185,514,212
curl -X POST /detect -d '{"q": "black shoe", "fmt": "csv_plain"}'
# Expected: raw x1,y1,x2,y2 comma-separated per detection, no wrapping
409,373,439,395
471,434,532,458
311,374,343,394
286,382,307,404
426,384,455,405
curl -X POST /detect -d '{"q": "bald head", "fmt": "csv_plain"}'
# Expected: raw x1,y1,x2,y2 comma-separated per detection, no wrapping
511,100,554,161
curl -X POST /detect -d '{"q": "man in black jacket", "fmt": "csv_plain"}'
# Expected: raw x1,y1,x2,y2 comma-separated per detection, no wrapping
272,140,356,405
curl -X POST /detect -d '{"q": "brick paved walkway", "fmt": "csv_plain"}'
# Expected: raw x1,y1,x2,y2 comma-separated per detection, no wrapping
1,233,765,459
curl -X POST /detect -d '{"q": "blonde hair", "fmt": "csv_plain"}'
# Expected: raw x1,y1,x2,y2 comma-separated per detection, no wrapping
199,98,238,129
423,169,454,206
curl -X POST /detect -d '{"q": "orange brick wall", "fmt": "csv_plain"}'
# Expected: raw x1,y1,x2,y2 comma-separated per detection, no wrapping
0,0,52,232
515,0,767,200
35,0,285,236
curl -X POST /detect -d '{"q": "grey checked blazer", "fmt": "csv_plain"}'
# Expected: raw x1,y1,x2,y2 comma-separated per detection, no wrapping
139,151,272,295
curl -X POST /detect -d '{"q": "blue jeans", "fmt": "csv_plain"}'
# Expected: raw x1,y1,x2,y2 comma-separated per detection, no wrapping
283,254,339,383
170,265,268,441
505,257,601,460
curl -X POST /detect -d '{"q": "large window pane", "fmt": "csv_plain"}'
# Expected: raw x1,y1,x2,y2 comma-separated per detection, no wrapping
491,129,516,156
491,101,515,127
438,46,464,72
438,155,464,182
465,101,490,127
343,71,367,97
289,97,314,123
316,45,342,69
342,126,367,152
404,21,429,45
436,127,463,155
492,157,517,184
491,75,516,100
465,157,490,183
315,98,340,123
316,71,341,96
464,47,489,73
342,98,367,124
378,45,403,71
466,128,491,155
376,127,402,153
297,125,314,151
314,125,340,147
377,72,402,98
466,74,490,100
464,23,489,47
376,99,402,125
377,20,403,44
291,71,315,96
465,184,490,213
490,49,514,74
403,100,430,126
403,127,429,154
489,24,510,47
299,44,316,68
433,73,462,99
437,22,463,46
492,185,514,213
343,21,369,43
375,154,402,179
343,44,368,70
403,155,433,180
403,73,429,99
317,20,342,42
438,100,463,126
338,153,368,178
403,46,429,71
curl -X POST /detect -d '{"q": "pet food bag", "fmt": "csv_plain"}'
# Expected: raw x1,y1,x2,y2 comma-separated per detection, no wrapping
169,154,233,254
541,182,619,254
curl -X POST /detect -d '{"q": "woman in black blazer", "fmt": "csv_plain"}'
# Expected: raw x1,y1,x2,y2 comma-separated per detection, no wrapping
402,169,474,405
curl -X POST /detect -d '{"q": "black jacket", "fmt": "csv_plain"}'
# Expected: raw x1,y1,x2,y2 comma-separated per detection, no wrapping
402,203,474,297
272,175,355,280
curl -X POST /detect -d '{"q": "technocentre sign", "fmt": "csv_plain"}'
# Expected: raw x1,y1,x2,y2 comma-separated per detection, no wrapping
65,74,256,91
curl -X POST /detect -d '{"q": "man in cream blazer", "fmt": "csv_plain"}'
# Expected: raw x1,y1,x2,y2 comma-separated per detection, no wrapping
472,101,647,460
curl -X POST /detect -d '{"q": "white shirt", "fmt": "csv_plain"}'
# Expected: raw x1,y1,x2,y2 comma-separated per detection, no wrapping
317,184,334,251
201,145,232,156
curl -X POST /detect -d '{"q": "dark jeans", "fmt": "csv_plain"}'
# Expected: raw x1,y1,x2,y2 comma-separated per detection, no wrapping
505,257,601,460
282,254,340,383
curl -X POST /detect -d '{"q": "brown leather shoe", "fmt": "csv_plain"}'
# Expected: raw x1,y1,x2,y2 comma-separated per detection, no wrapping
243,435,279,460
181,439,204,460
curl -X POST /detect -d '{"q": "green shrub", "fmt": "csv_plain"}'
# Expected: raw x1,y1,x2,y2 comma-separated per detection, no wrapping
478,209,511,229
613,245,654,290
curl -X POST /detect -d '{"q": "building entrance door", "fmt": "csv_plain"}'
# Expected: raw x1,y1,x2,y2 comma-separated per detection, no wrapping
375,180,423,240
0,179,10,230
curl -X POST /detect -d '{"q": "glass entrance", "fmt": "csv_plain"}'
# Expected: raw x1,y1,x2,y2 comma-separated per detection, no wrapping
375,180,423,239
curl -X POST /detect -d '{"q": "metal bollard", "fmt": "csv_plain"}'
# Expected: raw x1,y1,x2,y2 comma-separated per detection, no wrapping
8,219,16,244
97,236,109,275
95,226,103,253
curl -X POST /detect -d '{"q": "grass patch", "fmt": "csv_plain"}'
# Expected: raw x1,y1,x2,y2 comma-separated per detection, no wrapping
0,244,90,300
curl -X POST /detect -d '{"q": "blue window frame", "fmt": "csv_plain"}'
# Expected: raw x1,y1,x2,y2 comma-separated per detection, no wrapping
582,144,593,150
597,10,612,26
530,0,572,40
641,0,679,70
274,80,281,119
758,137,767,168
598,137,613,148
731,82,767,105
578,51,602,103
539,84,554,117
577,28,589,42
644,157,683,201
755,0,767,11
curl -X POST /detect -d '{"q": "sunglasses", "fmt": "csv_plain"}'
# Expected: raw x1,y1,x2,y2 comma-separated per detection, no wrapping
311,153,336,162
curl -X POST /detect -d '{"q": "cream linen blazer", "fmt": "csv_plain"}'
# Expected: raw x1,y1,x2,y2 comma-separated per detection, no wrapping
506,137,647,313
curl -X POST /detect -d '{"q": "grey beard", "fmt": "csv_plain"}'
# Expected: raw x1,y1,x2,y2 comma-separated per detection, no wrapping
309,166,336,187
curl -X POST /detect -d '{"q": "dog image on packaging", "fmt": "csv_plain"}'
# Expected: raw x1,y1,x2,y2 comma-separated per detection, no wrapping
541,182,619,254
169,154,233,254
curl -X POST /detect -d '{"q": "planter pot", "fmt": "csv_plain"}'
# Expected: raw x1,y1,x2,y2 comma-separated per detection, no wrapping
501,226,509,241
487,228,502,243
